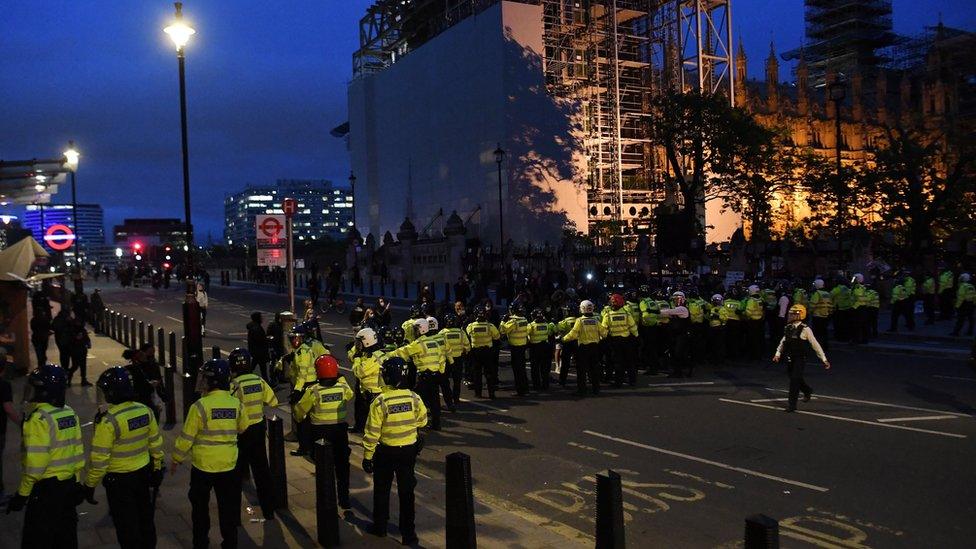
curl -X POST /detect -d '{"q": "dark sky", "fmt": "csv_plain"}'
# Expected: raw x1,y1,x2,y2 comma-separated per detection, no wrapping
2,1,972,242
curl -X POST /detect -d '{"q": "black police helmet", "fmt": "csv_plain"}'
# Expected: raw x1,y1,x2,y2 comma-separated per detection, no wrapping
96,366,134,405
532,308,546,321
380,357,410,389
200,359,232,390
409,305,422,318
28,364,68,407
443,313,458,328
227,348,252,374
474,305,488,321
387,325,405,345
510,303,525,316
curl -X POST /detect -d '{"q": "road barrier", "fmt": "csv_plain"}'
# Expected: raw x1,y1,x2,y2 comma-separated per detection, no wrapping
267,415,289,510
446,452,476,548
314,439,340,547
596,469,625,548
744,514,779,548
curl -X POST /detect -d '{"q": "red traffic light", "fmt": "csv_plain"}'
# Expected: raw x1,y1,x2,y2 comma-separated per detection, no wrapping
132,242,143,251
162,262,171,270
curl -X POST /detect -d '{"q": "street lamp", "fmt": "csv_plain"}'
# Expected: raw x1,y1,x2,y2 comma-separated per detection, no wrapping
348,171,357,231
828,79,846,175
164,1,196,281
63,141,81,270
494,143,506,260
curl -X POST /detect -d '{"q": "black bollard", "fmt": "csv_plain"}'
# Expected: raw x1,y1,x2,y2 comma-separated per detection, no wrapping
314,439,340,547
181,337,195,419
744,514,779,549
595,469,625,549
165,331,177,426
130,318,137,348
123,315,130,347
446,452,477,548
139,321,145,348
157,328,165,364
169,332,177,371
109,311,116,340
212,345,221,360
267,415,289,510
148,324,155,348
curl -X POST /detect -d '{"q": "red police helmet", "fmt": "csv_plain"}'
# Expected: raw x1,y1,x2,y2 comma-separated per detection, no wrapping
610,293,625,308
314,354,339,380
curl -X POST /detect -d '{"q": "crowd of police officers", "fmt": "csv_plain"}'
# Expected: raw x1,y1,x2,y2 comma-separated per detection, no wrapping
6,267,973,548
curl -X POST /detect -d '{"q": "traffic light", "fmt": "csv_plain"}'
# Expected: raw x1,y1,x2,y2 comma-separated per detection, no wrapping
132,241,143,252
164,244,172,252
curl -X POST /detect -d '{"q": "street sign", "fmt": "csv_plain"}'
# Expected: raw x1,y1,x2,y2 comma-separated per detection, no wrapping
282,197,297,217
44,224,76,251
255,214,286,267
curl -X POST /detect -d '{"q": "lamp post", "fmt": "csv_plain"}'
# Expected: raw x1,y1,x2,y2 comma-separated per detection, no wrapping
828,79,846,175
164,1,196,282
348,171,357,231
493,143,506,260
63,141,80,270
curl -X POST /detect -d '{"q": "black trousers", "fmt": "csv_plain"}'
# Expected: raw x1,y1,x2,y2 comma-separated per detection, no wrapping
834,309,849,342
670,334,691,377
558,341,576,385
33,340,48,367
849,307,866,343
290,386,312,452
939,289,954,320
953,302,974,336
236,421,275,518
690,323,707,363
811,317,830,353
469,347,497,397
372,444,417,539
745,319,764,360
22,477,78,549
786,358,811,411
446,358,464,402
923,294,936,324
415,371,441,430
104,466,156,549
707,325,725,364
57,344,72,374
69,350,88,381
890,300,915,331
724,322,742,359
607,336,636,385
509,344,529,395
637,326,655,372
439,364,457,407
310,423,351,508
354,385,378,432
189,467,241,549
528,342,553,390
575,343,601,395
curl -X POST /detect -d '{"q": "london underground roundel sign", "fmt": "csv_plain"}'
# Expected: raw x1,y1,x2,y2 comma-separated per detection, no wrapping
44,224,76,251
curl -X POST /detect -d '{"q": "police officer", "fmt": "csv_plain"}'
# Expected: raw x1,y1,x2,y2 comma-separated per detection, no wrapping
661,292,692,377
501,305,531,395
743,285,765,360
84,367,164,548
229,348,277,521
351,327,386,433
527,309,556,390
440,314,470,403
555,306,578,387
294,354,354,509
171,359,248,549
831,277,853,342
426,316,457,412
809,278,833,352
602,294,638,386
394,318,448,430
707,294,727,364
952,273,975,337
850,273,870,343
773,305,830,412
280,323,329,456
362,357,428,545
6,364,85,548
466,306,501,398
563,300,607,396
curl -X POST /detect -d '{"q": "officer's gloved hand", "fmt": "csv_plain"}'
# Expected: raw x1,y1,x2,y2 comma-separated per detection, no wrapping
415,435,425,455
150,468,165,488
76,483,98,506
5,494,27,514
362,459,373,474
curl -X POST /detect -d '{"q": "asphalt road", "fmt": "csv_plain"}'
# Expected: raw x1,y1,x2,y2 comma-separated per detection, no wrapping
96,282,976,548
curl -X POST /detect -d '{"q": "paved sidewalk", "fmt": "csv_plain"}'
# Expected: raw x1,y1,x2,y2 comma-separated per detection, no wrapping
0,329,589,548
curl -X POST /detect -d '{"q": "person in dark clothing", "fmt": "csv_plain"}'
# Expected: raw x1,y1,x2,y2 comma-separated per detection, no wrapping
375,298,392,328
773,305,830,412
246,312,271,381
128,345,163,418
52,308,74,375
90,289,105,333
68,316,92,386
30,312,51,367
0,358,24,505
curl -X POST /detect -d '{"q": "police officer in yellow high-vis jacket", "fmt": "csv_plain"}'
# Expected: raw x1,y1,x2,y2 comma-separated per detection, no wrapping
171,359,249,549
394,318,448,430
563,300,608,396
7,364,85,549
83,367,164,549
602,294,638,387
295,354,354,508
466,306,501,398
440,314,471,403
362,357,428,545
279,322,329,454
527,308,556,390
500,305,531,395
229,348,278,520
351,327,386,433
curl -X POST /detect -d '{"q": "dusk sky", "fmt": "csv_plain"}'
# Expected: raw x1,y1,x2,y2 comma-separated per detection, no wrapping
2,0,972,242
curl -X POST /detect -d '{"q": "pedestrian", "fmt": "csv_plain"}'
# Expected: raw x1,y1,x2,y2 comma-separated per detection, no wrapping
52,307,74,375
922,273,937,325
195,283,209,337
68,316,92,387
773,304,830,412
831,278,853,342
90,289,105,332
393,318,447,430
707,294,727,364
440,314,470,401
30,309,51,367
83,367,164,549
294,354,353,509
246,312,270,381
129,344,163,419
562,300,607,396
465,306,501,398
951,273,975,337
228,348,278,521
889,279,913,332
170,359,248,549
0,358,23,506
362,357,427,545
375,297,392,327
6,365,85,548
500,304,530,396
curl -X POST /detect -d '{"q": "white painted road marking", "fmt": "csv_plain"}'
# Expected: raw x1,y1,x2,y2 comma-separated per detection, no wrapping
876,414,959,423
166,316,183,323
583,430,829,493
720,398,967,439
646,381,716,388
456,397,509,413
765,387,974,417
144,307,156,312
932,374,976,382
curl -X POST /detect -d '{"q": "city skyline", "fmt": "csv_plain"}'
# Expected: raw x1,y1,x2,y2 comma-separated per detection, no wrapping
2,0,972,240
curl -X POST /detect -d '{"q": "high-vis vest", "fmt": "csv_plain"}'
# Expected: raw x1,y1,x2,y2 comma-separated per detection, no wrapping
557,316,578,335
891,284,908,304
832,285,853,310
402,318,420,342
852,284,870,309
18,403,85,496
396,335,448,373
723,299,742,321
707,304,727,327
923,277,936,295
626,302,641,327
362,388,428,460
287,340,329,390
295,378,354,425
744,296,764,320
173,390,247,473
956,283,976,308
867,289,880,308
793,289,808,308
501,315,530,346
353,350,386,394
939,271,954,292
86,401,163,487
904,277,916,296
231,373,278,428
563,315,607,345
639,299,659,327
656,300,672,325
809,290,833,318
527,321,556,344
688,299,706,324
602,308,637,337
441,327,470,358
466,321,500,348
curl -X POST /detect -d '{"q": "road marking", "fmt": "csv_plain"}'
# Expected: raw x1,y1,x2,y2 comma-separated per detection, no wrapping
876,414,959,423
646,381,716,388
144,307,156,312
166,316,183,323
583,430,829,493
751,398,791,402
720,398,967,439
932,374,976,382
229,332,248,336
206,328,223,335
765,387,974,417
456,397,508,413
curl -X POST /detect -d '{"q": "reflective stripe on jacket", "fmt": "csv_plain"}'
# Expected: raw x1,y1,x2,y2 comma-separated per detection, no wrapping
86,401,163,487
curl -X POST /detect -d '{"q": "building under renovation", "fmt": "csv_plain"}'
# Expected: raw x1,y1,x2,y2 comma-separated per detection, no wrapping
347,0,734,247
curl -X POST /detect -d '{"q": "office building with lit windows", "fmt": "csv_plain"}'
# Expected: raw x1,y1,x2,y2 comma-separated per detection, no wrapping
223,179,353,246
22,203,105,256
